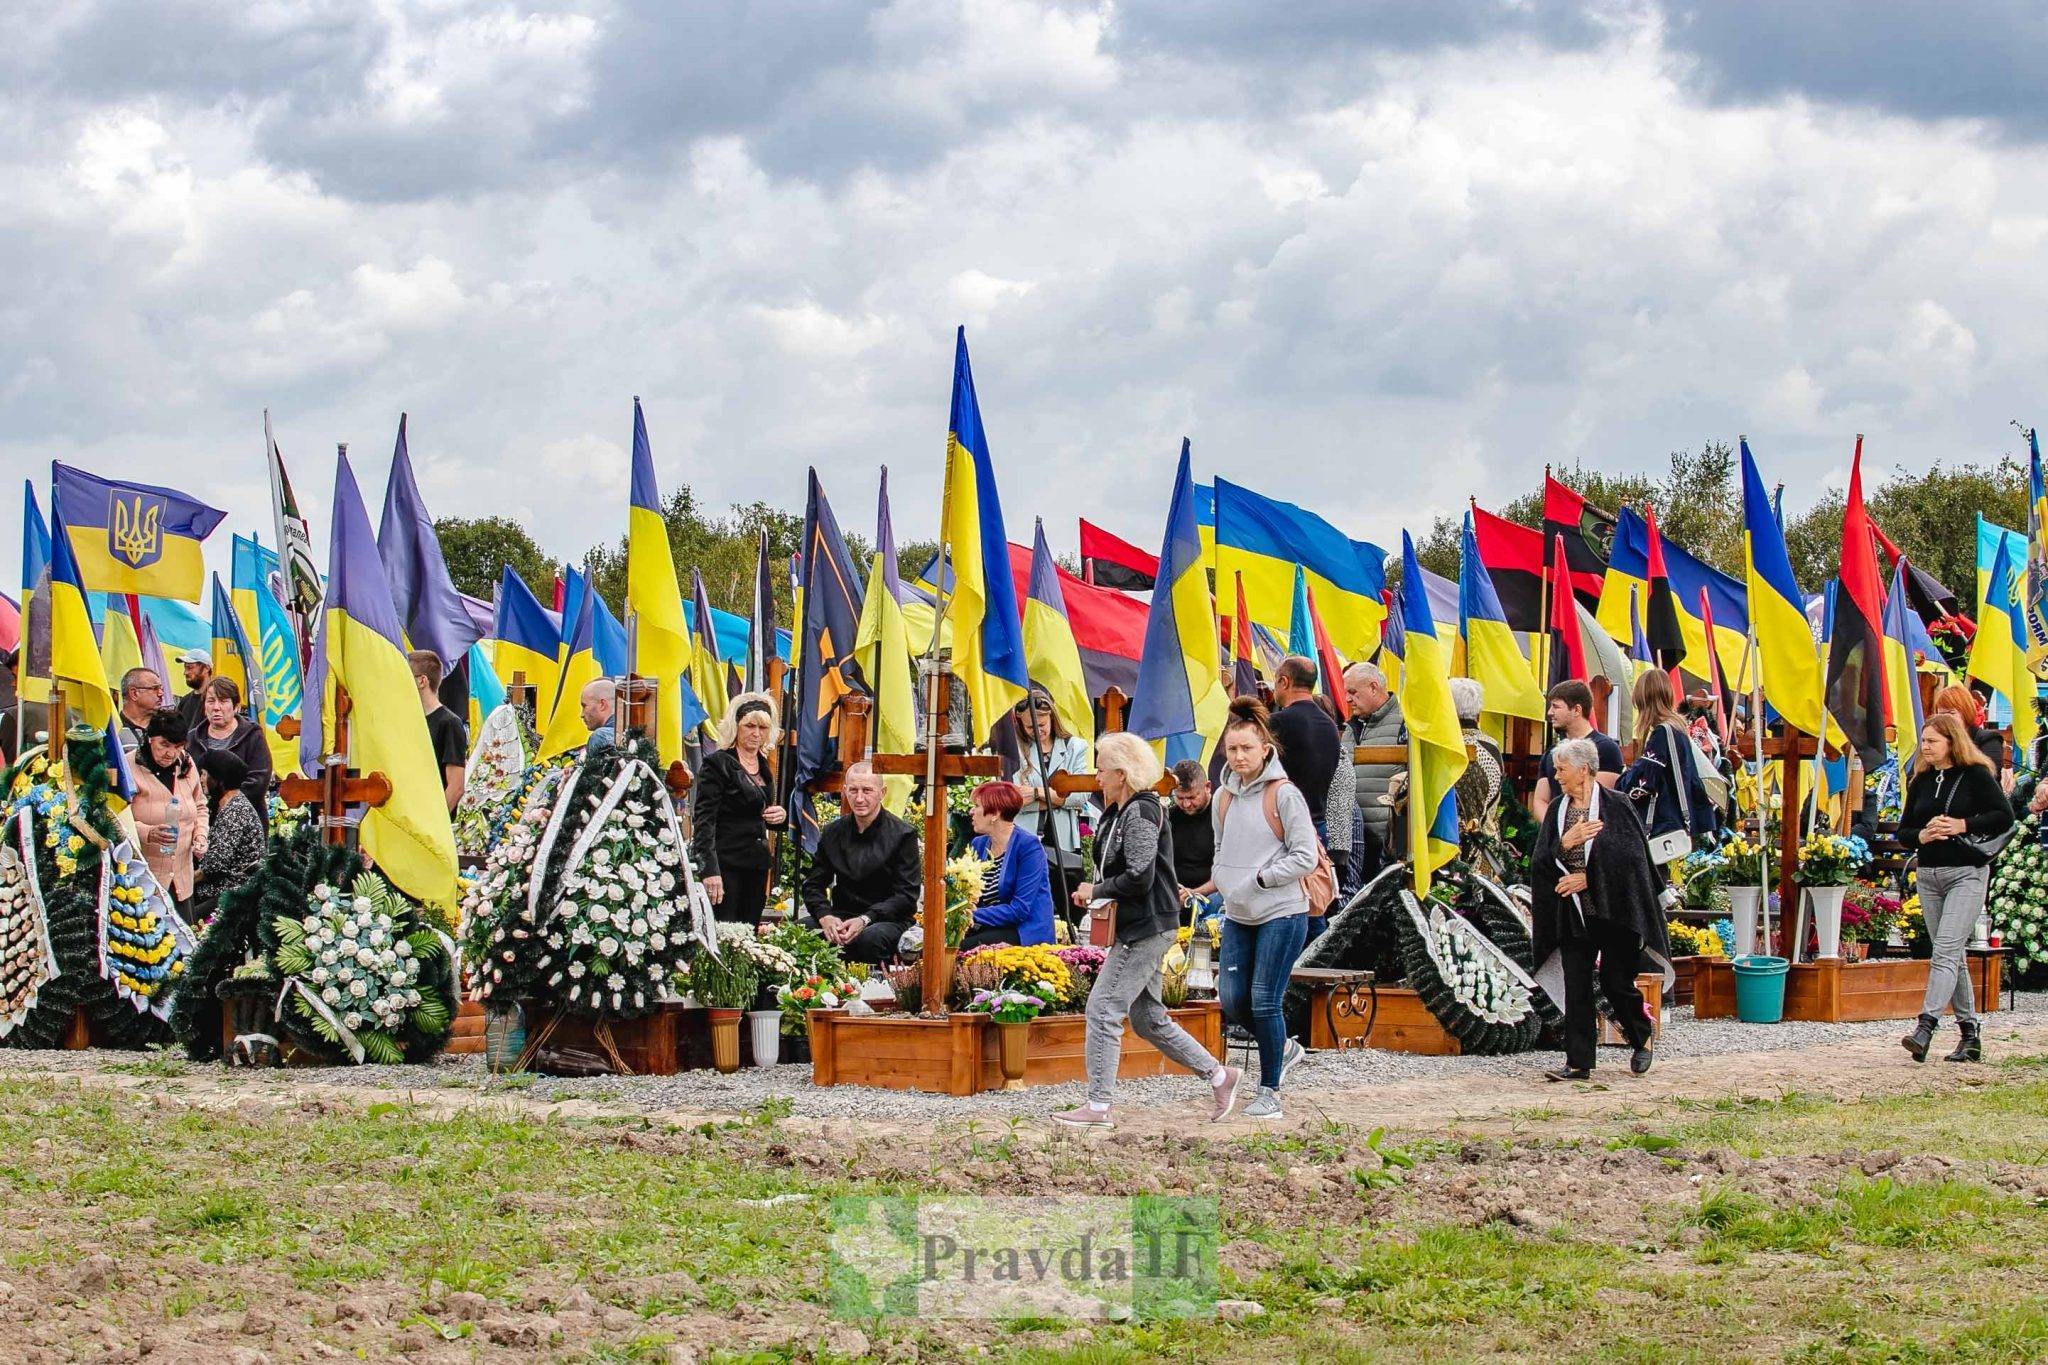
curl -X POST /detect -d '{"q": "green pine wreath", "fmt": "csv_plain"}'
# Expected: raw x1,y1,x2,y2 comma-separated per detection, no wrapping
170,824,315,1059
1392,885,1542,1057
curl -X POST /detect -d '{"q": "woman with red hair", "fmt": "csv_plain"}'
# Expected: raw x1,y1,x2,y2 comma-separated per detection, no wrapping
962,780,1055,948
1931,684,2012,792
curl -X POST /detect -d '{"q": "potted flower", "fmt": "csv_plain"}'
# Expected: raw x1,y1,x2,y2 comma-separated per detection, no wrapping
964,988,1046,1089
723,928,799,1067
1719,834,1775,957
777,970,860,1045
1795,833,1869,959
1837,885,1895,962
683,948,759,1073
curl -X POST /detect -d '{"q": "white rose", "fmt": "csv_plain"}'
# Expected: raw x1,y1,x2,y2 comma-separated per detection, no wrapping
598,937,620,957
350,897,373,917
349,980,368,998
311,967,330,984
320,949,338,965
356,948,377,967
343,1012,362,1029
589,905,610,925
395,940,413,958
320,986,341,1004
301,914,322,932
631,918,648,936
649,933,667,951
368,929,388,947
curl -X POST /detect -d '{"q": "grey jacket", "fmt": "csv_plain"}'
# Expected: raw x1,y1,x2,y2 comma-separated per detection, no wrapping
1210,754,1319,926
1349,697,1406,849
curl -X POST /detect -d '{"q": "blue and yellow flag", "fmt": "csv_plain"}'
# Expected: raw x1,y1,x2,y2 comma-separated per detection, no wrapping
490,565,561,712
299,451,458,906
1024,517,1094,761
853,470,918,813
1975,514,2029,609
466,640,506,741
1880,559,1927,778
1457,513,1544,721
209,573,261,721
538,578,605,762
2026,428,2048,670
1741,439,1828,738
1595,506,1750,687
1130,439,1228,765
17,481,51,704
626,398,693,765
1213,477,1385,662
46,509,114,728
1970,535,2038,758
232,534,306,777
1399,532,1467,899
688,568,729,740
50,462,225,603
941,328,1030,739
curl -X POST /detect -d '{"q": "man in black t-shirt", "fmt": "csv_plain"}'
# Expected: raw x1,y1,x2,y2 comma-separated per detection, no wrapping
1532,679,1623,821
1167,760,1218,924
1267,655,1339,832
410,650,468,812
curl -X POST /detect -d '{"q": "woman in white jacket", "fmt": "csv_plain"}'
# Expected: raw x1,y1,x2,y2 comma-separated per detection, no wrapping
1211,697,1320,1120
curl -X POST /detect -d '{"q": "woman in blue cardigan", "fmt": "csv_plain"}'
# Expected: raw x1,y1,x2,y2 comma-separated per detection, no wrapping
962,780,1056,948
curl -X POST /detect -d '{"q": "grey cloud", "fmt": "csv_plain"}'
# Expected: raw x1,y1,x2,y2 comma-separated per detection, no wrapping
1661,0,2048,136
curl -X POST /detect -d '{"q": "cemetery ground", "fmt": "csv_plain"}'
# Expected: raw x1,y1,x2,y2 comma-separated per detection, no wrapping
3,1014,2048,1363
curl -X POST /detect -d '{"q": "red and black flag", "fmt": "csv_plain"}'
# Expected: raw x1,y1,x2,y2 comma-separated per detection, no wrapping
1543,474,1614,609
1642,504,1687,676
1470,502,1544,632
1826,436,1889,757
1548,532,1589,686
1078,518,1158,592
1229,571,1258,698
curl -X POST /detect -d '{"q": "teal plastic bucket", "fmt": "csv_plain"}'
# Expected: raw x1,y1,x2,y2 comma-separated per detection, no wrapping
1731,955,1789,1024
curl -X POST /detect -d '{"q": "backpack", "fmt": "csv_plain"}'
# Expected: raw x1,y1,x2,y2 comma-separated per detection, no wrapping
1215,779,1337,917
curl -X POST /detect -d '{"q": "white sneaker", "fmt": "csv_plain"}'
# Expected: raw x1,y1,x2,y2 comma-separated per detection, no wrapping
1278,1038,1305,1087
1242,1087,1283,1120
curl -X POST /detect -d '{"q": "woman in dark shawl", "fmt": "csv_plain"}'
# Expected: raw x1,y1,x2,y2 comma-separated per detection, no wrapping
1529,736,1672,1082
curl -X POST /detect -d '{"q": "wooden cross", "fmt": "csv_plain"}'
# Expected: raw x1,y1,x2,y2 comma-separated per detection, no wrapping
817,676,999,1011
612,674,691,800
1733,720,1819,955
277,683,392,847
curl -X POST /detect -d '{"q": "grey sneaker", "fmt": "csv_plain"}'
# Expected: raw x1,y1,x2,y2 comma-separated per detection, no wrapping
1242,1087,1283,1120
1278,1038,1306,1087
1050,1104,1114,1129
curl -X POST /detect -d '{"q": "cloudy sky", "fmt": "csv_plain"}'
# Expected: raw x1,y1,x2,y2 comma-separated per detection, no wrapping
7,0,2048,591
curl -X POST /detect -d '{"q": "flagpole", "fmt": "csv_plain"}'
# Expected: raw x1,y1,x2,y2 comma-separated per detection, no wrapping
1747,613,1770,958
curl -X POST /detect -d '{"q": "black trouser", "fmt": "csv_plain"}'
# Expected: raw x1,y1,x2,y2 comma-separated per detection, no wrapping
1561,918,1652,1071
802,914,907,965
717,863,771,926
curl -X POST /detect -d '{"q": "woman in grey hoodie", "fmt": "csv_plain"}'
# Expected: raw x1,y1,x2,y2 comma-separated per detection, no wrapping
1212,698,1321,1119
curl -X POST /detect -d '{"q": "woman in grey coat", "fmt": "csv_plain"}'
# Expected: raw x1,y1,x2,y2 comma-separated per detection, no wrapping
1211,698,1320,1119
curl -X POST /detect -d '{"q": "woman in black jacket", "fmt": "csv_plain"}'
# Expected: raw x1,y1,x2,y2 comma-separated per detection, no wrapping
1896,713,2014,1063
1622,670,1718,885
1530,736,1673,1082
1052,732,1241,1128
690,693,787,927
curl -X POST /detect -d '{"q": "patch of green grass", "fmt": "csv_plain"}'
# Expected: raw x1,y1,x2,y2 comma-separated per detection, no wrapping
1685,1176,2017,1259
1606,1131,1683,1153
102,1046,189,1079
1668,1077,2048,1166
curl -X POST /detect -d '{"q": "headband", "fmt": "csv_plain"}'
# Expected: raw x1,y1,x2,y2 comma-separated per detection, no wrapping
735,699,773,724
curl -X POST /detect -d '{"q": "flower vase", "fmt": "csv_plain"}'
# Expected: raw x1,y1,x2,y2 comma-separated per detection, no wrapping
1806,885,1846,959
1886,926,1906,949
997,1020,1030,1091
746,1009,782,1069
1728,886,1764,959
707,1008,743,1074
483,1001,526,1075
1971,915,1992,950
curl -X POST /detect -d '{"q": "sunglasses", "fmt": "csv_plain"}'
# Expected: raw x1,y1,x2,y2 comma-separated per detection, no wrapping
1012,699,1054,715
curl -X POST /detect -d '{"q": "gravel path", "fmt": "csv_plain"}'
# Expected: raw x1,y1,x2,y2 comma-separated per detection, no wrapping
17,991,2042,1126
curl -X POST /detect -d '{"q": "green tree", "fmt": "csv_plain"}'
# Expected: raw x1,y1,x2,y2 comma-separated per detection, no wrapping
583,486,810,624
434,516,558,601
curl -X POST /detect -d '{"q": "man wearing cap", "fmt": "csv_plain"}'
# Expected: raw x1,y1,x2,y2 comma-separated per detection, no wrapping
175,649,213,733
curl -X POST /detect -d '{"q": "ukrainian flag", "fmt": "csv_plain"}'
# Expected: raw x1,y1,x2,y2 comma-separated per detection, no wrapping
51,462,225,603
232,534,306,777
1130,440,1228,765
466,640,506,741
1023,518,1094,762
490,565,560,713
688,568,729,740
1881,559,1926,777
1596,507,1750,686
2028,430,2048,670
538,580,604,762
209,573,261,721
626,398,693,765
1741,439,1828,738
46,508,114,728
1970,535,2038,758
18,481,50,704
1399,532,1467,898
941,329,1029,739
854,511,918,815
1213,478,1385,662
548,567,627,733
299,451,457,906
1458,514,1544,721
1975,514,2029,608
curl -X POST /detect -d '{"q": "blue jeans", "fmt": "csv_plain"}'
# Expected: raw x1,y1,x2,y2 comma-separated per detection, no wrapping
1218,913,1309,1090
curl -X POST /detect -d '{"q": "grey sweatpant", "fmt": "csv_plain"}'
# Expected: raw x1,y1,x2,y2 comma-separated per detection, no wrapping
1918,864,1986,1025
1083,928,1220,1105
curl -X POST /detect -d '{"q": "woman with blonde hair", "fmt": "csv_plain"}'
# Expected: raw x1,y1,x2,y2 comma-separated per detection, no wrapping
690,692,787,926
1897,712,2014,1063
1052,732,1242,1128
